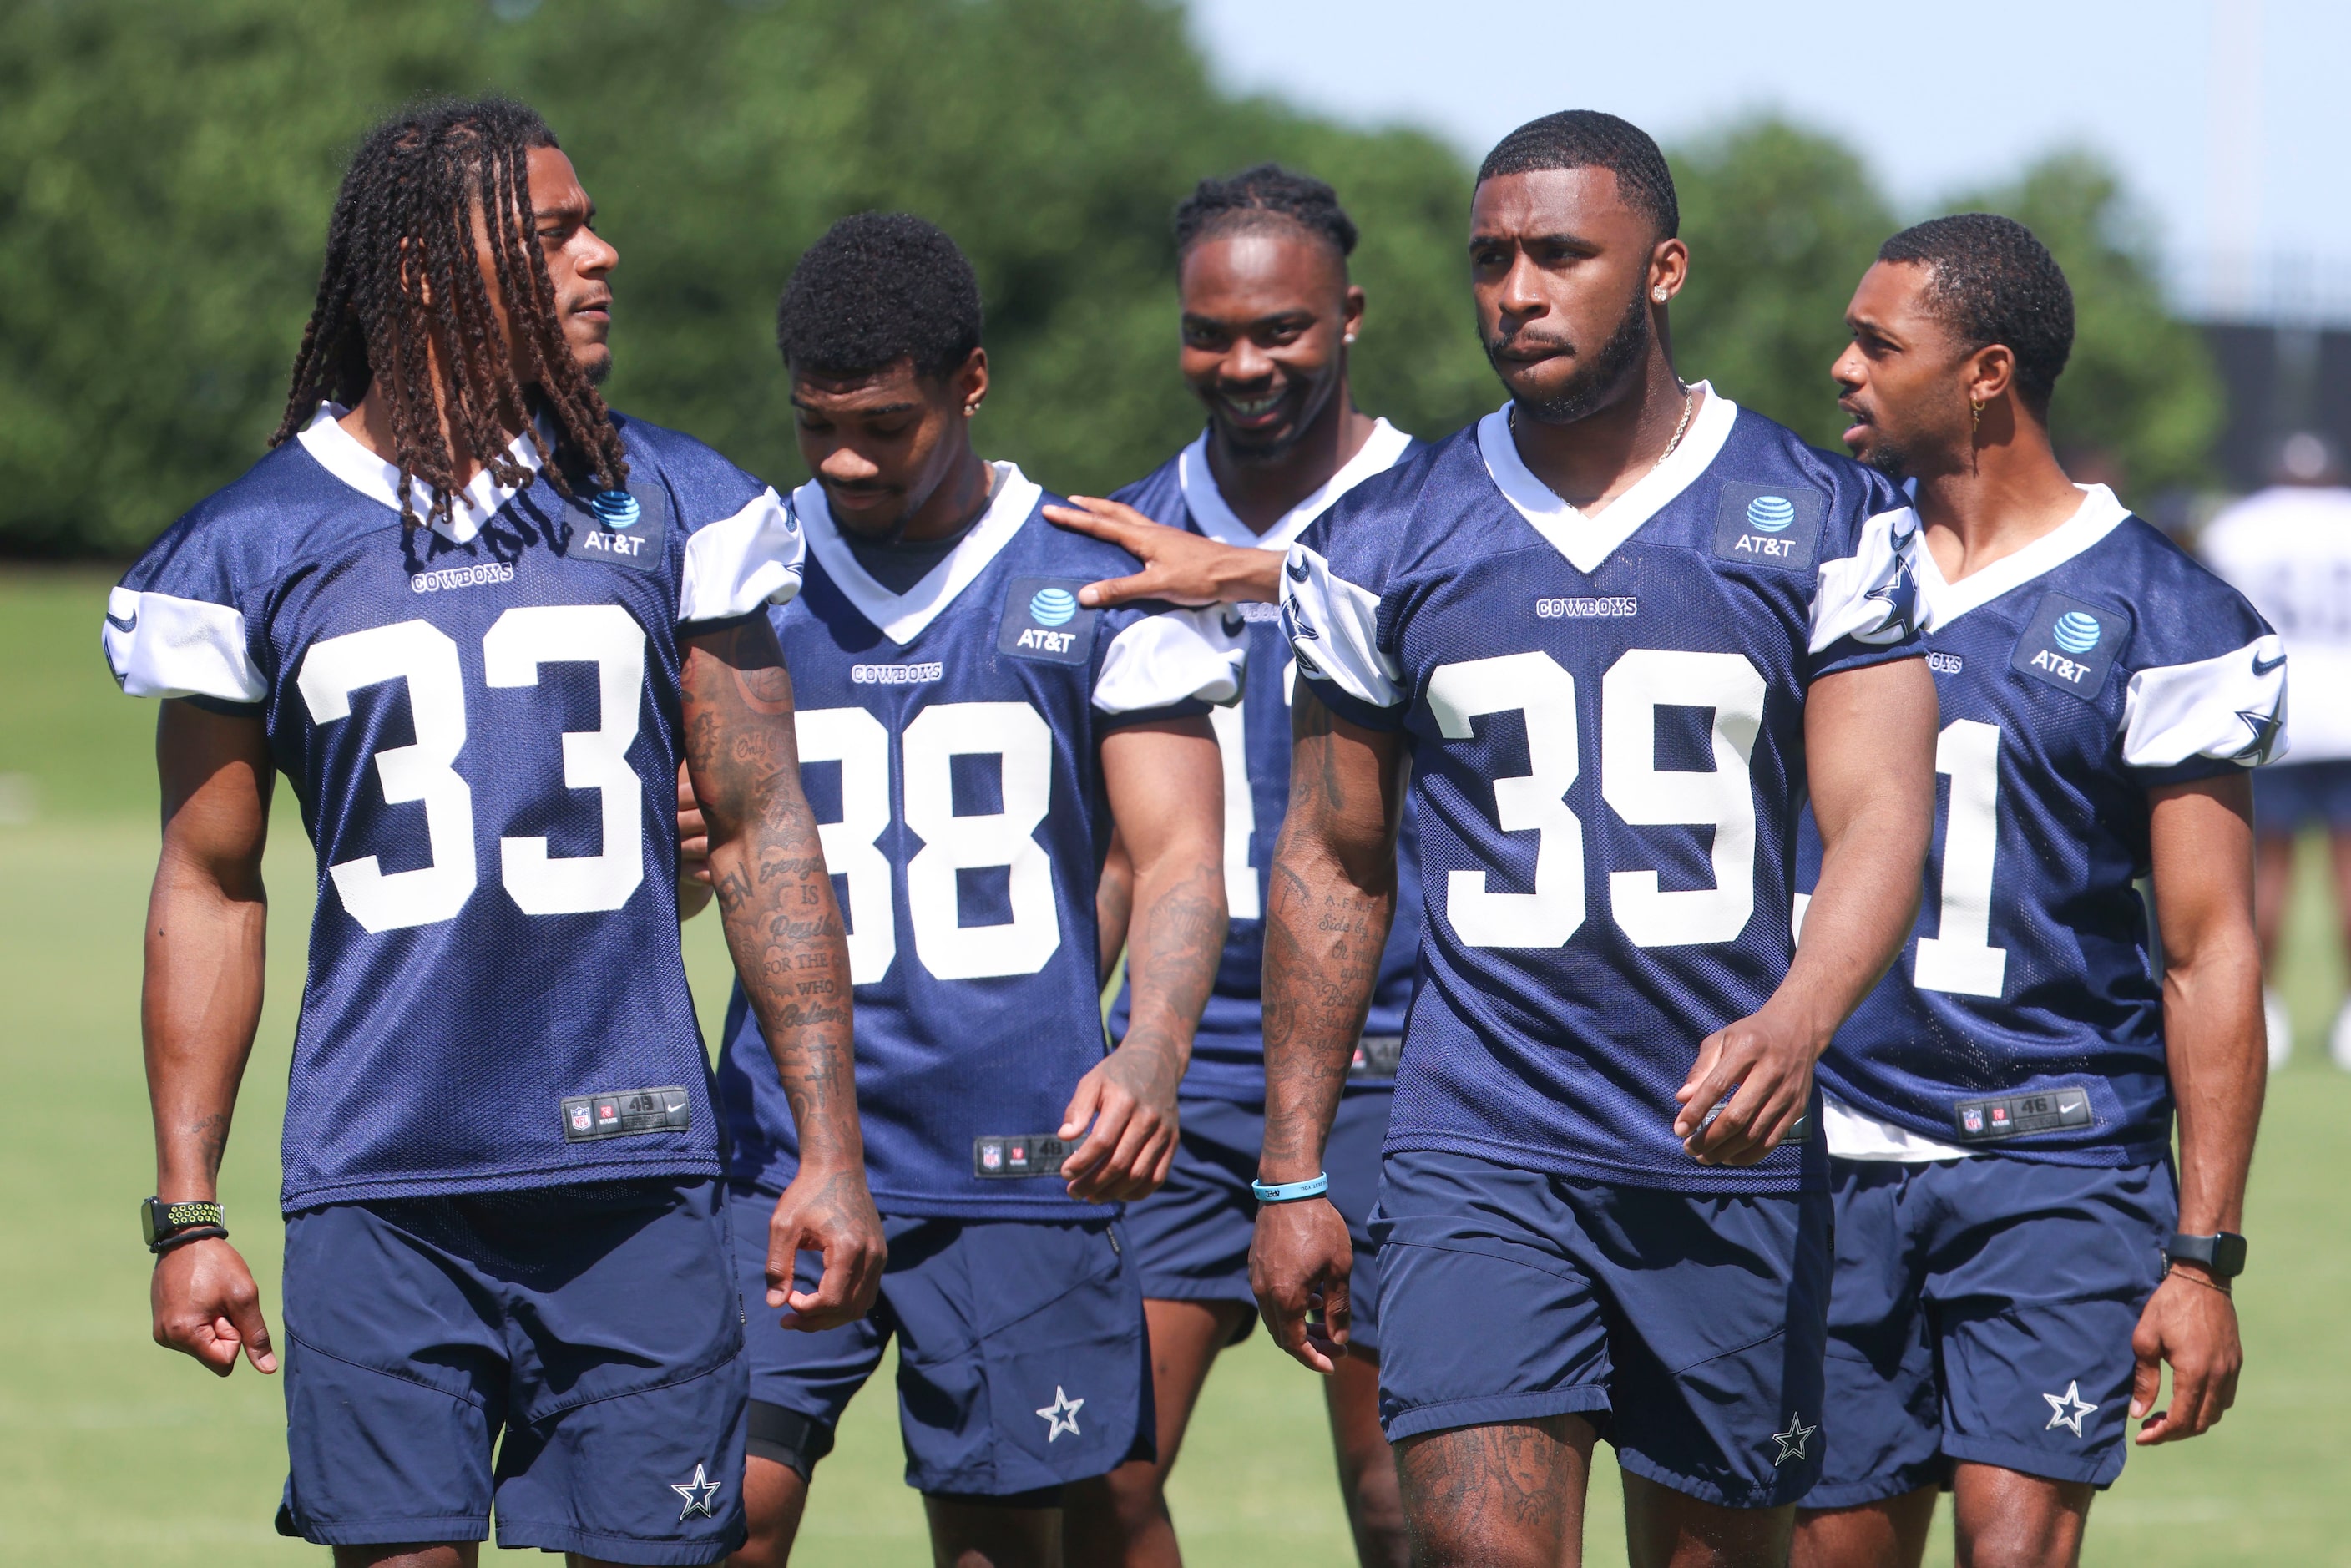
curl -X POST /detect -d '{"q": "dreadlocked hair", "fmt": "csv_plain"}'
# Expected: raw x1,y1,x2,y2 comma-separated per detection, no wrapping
270,96,627,531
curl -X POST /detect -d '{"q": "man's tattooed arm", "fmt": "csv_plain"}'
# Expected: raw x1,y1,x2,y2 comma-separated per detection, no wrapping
1059,717,1227,1201
1250,684,1406,1372
680,615,883,1328
1259,685,1404,1181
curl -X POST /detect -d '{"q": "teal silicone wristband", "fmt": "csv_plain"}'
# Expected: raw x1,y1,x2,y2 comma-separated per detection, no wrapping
1251,1173,1330,1203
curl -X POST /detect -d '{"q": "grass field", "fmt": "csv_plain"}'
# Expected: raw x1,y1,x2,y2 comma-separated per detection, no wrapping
4,564,2347,1565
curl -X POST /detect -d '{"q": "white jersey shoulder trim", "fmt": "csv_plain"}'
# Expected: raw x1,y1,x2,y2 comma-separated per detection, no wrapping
296,402,544,545
1820,1093,1974,1163
1094,608,1246,715
793,463,1040,646
1476,382,1737,574
1809,506,1921,653
2122,635,2288,771
680,487,805,624
1279,544,1402,711
1177,418,1414,553
104,586,266,704
1908,484,2130,630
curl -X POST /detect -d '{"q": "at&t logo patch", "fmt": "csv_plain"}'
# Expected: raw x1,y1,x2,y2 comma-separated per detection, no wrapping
998,577,1098,665
2010,594,2124,701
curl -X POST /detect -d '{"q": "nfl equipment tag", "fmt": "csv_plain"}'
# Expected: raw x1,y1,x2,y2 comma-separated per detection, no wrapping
998,578,1098,665
1349,1034,1403,1078
1952,1084,2096,1141
566,481,669,574
973,1134,1074,1177
1711,482,1828,573
2010,594,2125,701
561,1085,692,1141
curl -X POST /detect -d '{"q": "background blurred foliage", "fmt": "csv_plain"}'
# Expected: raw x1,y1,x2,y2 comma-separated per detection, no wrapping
0,0,2218,557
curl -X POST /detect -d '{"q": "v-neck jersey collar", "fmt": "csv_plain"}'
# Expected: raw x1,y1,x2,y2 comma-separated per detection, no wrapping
1474,381,1737,574
1176,417,1414,552
1910,483,2131,630
793,462,1042,646
297,402,549,545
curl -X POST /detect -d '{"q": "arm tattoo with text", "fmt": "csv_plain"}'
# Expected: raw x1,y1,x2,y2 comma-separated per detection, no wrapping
681,618,862,1170
1120,858,1225,1064
1260,693,1397,1175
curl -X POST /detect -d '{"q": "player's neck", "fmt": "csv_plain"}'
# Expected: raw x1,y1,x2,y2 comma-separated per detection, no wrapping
1509,350,1693,515
341,376,533,493
1913,410,2084,585
891,445,995,546
1205,389,1378,536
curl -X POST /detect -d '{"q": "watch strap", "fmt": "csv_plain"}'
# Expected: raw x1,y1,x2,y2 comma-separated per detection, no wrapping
2164,1230,2248,1280
143,1196,226,1251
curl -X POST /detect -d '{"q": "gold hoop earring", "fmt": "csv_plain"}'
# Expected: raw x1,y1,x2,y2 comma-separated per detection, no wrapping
1969,399,1983,433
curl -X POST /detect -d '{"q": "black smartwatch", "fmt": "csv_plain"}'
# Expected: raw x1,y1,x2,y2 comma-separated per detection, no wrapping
2163,1231,2247,1281
141,1197,227,1255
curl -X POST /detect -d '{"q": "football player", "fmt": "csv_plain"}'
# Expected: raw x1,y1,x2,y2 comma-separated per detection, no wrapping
1252,111,1939,1567
2197,436,2351,1070
1046,165,1422,1568
113,99,883,1565
1791,217,2276,1568
713,214,1240,1568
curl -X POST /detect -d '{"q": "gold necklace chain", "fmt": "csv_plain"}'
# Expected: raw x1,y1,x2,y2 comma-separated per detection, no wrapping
1510,380,1696,480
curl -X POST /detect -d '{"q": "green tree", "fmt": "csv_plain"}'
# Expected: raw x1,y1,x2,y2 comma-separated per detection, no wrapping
1951,151,2222,496
0,0,1497,557
1668,117,1895,448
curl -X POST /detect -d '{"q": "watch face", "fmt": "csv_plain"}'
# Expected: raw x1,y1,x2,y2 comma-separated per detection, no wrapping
2215,1232,2249,1277
139,1198,162,1247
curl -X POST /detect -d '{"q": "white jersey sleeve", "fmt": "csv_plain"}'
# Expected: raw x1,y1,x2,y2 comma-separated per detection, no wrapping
2122,635,2288,772
1093,605,1247,715
679,487,805,625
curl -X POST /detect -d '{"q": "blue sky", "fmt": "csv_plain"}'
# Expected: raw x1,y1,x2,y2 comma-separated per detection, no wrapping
1186,0,2351,317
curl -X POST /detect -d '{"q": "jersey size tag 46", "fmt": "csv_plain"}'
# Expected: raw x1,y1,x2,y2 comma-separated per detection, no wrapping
973,1134,1074,1177
1952,1085,2095,1141
996,578,1098,665
561,1085,692,1142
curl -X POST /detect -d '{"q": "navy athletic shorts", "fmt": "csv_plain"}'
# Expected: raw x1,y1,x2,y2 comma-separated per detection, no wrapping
2254,758,2351,833
1808,1154,2176,1505
730,1186,1151,1499
1372,1148,1832,1510
276,1178,746,1564
1119,1086,1390,1354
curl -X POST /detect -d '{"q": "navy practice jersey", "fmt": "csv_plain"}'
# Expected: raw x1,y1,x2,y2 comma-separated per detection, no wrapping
1102,422,1427,1098
105,404,805,1210
1281,387,1924,1193
1801,487,2284,1167
717,466,1246,1219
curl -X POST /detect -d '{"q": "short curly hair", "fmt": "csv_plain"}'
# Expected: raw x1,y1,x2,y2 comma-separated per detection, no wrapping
776,212,983,380
1878,214,2075,416
1476,110,1678,240
1174,163,1358,260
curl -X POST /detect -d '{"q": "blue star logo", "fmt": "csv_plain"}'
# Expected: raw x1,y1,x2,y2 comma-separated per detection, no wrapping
2232,705,2283,764
670,1461,723,1520
1864,552,1919,641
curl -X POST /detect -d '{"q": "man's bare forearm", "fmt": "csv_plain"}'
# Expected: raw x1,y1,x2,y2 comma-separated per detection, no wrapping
2151,778,2265,1238
1118,854,1223,1064
145,702,274,1201
681,621,862,1172
1260,694,1399,1181
145,858,267,1199
1779,791,1924,1044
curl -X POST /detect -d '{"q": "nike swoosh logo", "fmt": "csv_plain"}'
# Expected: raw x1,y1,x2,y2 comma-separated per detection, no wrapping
105,609,138,634
2059,1098,2083,1112
664,1095,688,1113
1286,554,1310,582
2253,651,2286,676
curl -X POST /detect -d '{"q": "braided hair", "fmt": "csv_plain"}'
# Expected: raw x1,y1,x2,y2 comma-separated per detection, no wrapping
270,97,627,530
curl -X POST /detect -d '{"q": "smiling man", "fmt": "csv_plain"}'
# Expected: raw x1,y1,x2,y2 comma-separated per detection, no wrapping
1046,165,1423,1568
1249,111,1939,1568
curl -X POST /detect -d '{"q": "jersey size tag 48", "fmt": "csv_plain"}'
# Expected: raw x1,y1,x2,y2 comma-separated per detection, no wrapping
1952,1085,2095,1141
561,1085,693,1142
973,1134,1074,1177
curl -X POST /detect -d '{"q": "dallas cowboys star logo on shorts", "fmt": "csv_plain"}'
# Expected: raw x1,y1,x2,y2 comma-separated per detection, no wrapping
1035,1385,1084,1441
670,1460,723,1520
2043,1380,2100,1438
1771,1414,1817,1465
